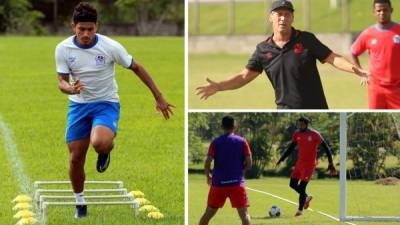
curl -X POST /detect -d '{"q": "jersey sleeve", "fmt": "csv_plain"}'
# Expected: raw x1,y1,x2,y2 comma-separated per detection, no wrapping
207,142,215,158
351,31,368,56
111,41,134,68
55,44,69,75
305,33,333,63
292,131,298,142
243,139,251,156
246,48,263,73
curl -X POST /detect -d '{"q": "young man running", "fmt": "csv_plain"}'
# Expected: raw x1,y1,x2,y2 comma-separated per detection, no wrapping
55,2,174,218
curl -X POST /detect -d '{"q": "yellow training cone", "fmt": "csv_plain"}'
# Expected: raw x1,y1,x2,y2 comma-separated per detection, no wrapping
134,198,150,206
13,210,35,219
148,211,164,219
12,195,32,203
15,217,38,225
12,203,32,211
139,205,159,213
128,190,145,198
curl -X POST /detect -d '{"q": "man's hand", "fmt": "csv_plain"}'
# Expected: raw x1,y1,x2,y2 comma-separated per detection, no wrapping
196,78,220,100
155,95,175,120
352,67,370,86
71,78,84,94
327,163,337,176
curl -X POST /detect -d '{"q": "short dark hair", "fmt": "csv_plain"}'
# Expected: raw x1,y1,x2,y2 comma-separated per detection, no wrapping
222,116,235,130
73,2,97,24
297,116,310,125
373,0,391,7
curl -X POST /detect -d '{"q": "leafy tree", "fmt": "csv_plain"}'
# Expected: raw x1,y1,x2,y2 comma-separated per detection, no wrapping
347,113,400,180
115,0,183,35
0,0,44,34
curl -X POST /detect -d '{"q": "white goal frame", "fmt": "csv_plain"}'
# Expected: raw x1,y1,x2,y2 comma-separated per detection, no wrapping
339,112,400,222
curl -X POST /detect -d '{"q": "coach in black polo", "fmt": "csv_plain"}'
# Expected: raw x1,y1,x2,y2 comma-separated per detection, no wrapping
196,0,370,109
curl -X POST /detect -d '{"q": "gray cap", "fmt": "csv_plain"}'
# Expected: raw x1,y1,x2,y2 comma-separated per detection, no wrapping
270,0,294,12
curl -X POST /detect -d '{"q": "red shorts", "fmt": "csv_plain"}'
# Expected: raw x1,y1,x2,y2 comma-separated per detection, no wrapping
290,164,315,182
368,82,400,109
207,185,249,208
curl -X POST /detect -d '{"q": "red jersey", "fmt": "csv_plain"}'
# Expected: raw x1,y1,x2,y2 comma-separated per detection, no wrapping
351,23,400,86
292,129,322,167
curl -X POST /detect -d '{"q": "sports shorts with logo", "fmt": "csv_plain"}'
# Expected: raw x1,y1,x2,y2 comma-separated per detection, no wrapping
66,101,120,143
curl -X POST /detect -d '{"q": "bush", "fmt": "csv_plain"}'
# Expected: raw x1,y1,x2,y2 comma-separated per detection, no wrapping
0,0,44,35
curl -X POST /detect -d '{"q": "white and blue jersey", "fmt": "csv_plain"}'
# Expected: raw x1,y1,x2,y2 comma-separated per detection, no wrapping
55,33,133,103
55,34,133,142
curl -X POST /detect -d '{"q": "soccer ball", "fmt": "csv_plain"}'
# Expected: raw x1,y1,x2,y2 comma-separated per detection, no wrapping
268,205,281,217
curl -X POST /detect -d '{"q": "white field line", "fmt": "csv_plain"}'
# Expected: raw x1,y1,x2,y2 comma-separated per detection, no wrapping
0,114,32,194
246,187,357,225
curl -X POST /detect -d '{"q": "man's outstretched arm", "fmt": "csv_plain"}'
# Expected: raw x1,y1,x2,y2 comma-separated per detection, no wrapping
130,62,174,120
324,53,369,85
196,68,261,100
276,141,297,166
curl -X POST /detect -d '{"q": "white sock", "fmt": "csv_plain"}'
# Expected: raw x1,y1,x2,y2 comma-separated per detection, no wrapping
75,191,85,203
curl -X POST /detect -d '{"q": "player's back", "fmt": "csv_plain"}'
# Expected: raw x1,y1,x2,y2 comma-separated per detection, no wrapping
211,133,246,187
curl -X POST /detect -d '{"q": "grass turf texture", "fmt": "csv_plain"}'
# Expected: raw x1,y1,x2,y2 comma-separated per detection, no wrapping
189,53,368,109
189,174,400,225
189,0,400,35
0,36,184,225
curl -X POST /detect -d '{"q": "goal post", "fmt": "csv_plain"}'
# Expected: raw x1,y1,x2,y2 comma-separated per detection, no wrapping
339,112,400,222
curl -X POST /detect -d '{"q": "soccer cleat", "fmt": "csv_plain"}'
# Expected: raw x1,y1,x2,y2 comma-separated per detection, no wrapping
74,205,87,219
294,210,303,217
304,195,313,209
96,153,110,173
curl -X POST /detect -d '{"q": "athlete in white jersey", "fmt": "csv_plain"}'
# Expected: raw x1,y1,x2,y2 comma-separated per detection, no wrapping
55,2,174,218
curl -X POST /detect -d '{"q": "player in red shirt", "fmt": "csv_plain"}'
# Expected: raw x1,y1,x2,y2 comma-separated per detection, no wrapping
276,117,336,217
351,0,400,109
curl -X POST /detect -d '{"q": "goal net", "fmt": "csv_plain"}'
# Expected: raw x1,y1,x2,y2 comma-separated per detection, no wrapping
339,112,400,222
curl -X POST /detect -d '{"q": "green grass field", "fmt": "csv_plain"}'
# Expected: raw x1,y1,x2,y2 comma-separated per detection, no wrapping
189,0,400,35
189,53,368,109
0,37,183,225
189,174,400,225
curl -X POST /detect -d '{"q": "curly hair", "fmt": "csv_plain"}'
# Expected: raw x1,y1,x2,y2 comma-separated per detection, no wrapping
373,0,391,7
73,2,97,24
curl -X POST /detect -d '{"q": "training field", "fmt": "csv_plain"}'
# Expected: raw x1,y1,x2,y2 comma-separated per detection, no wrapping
189,53,368,109
189,174,400,225
0,37,183,225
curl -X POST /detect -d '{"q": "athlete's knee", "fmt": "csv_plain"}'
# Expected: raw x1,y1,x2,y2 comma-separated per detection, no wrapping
70,153,85,168
91,138,113,153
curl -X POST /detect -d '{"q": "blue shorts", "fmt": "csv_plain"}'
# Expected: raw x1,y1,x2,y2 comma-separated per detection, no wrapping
66,101,120,143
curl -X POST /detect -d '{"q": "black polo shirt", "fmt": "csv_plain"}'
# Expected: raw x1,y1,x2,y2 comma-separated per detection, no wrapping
246,28,332,109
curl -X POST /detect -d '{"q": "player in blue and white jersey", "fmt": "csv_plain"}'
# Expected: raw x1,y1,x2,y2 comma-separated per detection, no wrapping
55,2,174,218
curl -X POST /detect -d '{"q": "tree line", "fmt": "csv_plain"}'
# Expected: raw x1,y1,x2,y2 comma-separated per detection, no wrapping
189,113,400,180
0,0,184,35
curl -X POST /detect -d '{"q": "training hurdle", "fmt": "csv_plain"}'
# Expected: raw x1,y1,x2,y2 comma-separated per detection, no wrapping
33,180,139,224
